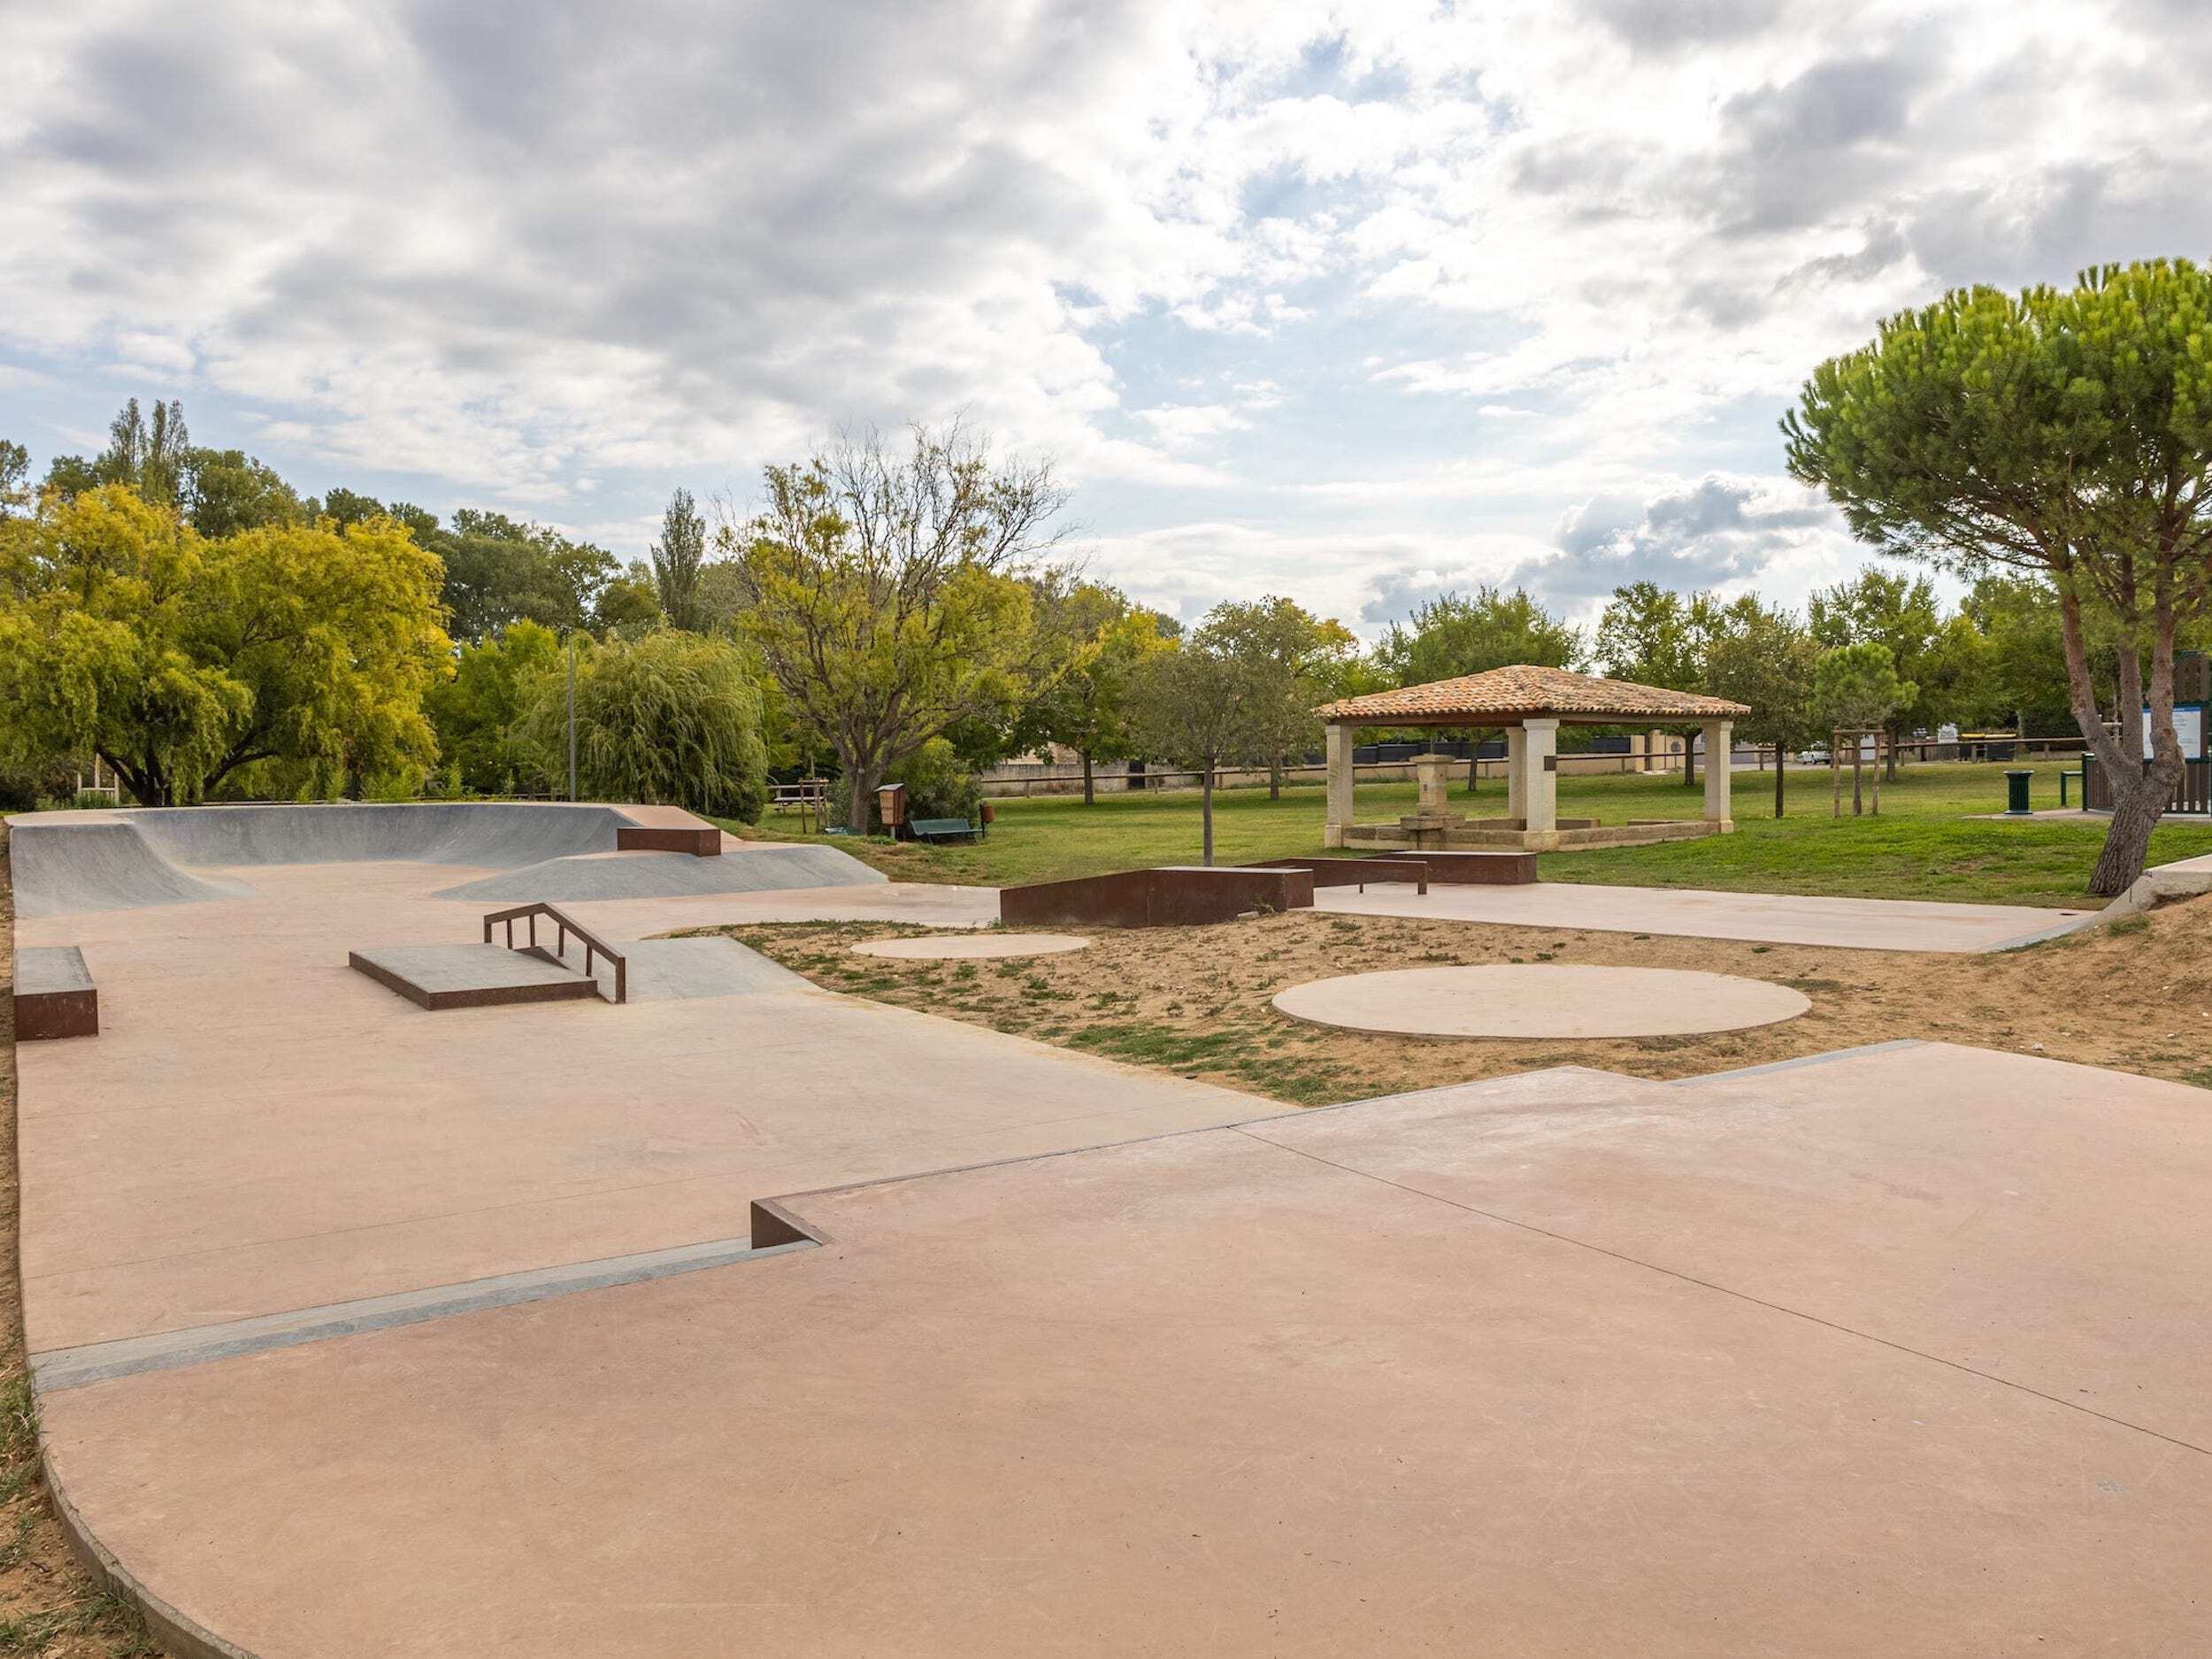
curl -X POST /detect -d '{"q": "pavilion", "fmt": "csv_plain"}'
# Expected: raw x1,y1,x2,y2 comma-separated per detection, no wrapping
1313,664,1751,853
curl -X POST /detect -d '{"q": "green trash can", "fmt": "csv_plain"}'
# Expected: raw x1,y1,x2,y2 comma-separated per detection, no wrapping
2003,769,2033,815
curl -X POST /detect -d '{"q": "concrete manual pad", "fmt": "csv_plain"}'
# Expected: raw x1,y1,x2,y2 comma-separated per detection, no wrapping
851,932,1090,960
1274,962,1810,1037
1317,879,2091,951
36,1048,2212,1658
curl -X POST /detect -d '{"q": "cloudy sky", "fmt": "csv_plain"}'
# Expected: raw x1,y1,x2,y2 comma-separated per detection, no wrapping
3,0,2203,634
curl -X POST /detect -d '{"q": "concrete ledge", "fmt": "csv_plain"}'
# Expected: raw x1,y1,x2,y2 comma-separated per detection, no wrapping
615,825,721,856
1001,865,1315,928
1370,850,1537,886
12,946,98,1041
347,945,601,1010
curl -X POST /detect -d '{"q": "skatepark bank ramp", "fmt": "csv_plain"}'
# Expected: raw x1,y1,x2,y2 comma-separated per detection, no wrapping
7,803,881,918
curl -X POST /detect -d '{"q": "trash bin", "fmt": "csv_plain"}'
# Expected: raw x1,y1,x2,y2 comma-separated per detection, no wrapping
2003,769,2032,815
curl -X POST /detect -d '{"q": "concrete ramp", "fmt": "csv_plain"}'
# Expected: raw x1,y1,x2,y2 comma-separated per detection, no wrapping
10,818,255,919
434,844,882,903
548,936,811,1001
6,803,880,918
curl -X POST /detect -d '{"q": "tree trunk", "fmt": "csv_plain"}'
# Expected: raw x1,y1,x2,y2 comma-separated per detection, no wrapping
2055,580,2182,896
1201,762,1215,865
1772,744,1786,818
1682,728,1697,788
1885,723,1901,781
1851,747,1863,816
847,764,876,837
1269,755,1282,801
1080,749,1094,806
2090,774,2170,897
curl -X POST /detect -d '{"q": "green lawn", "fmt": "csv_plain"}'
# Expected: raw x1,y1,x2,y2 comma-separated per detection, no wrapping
723,759,2212,909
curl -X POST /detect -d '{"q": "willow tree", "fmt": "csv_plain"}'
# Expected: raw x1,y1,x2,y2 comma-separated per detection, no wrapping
516,630,768,819
0,486,447,804
731,422,1073,832
1786,261,2212,895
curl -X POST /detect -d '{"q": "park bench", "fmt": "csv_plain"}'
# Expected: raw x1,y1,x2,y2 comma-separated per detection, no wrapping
910,817,980,844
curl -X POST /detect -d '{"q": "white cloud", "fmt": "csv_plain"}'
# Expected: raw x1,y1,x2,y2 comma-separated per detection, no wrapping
1,0,2205,602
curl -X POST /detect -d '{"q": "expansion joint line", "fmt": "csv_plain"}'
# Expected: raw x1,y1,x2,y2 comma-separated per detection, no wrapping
1230,1125,2210,1460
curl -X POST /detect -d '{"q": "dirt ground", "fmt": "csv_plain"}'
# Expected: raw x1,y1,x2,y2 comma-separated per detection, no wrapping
0,833,157,1656
718,899,2212,1107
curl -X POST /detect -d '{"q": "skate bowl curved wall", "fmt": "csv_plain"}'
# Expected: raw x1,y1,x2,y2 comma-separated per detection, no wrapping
7,803,879,918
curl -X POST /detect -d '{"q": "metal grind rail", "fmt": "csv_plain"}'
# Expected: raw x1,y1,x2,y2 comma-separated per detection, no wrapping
482,902,627,1004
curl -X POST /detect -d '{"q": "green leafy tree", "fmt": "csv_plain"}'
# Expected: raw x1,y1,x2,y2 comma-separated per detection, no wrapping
514,630,768,820
1018,583,1172,804
651,488,709,632
1786,260,2212,894
424,618,565,794
1595,581,1723,787
185,448,303,538
1702,596,1820,817
0,441,29,516
99,396,192,509
1129,635,1270,865
0,485,448,804
594,561,664,635
1812,641,1916,814
731,421,1073,832
1809,569,1989,776
1373,586,1581,683
1194,595,1360,799
430,508,618,641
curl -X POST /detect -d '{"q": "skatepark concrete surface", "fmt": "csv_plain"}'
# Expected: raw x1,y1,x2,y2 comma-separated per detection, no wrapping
1273,962,1811,1038
1317,878,2093,951
26,1043,2212,1658
852,931,1091,959
9,802,881,918
12,804,2211,1655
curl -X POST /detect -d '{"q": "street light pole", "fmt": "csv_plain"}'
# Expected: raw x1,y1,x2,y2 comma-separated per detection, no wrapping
566,632,578,803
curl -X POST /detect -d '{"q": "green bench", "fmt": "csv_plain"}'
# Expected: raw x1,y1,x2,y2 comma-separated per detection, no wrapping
910,816,980,844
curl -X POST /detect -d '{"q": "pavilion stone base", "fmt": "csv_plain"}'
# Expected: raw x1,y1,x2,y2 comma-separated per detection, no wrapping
1344,817,1730,854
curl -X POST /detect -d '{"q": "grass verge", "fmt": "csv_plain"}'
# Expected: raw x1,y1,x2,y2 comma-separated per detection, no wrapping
722,760,2212,910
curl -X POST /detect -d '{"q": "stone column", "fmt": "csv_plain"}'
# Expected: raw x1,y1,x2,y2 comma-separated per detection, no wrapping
1523,718,1558,833
1506,726,1527,824
1701,719,1734,827
1415,752,1451,817
1324,723,1355,848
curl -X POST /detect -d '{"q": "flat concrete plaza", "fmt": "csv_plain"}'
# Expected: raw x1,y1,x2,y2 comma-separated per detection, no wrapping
8,806,2207,1656
32,1046,2212,1656
1317,878,2092,951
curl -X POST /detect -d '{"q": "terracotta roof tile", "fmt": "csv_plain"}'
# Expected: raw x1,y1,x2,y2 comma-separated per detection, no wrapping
1314,664,1750,724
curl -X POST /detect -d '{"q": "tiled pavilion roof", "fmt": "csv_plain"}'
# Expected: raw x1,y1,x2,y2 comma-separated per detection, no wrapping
1315,664,1750,725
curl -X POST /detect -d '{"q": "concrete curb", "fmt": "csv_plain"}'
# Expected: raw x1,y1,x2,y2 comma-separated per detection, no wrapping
43,1448,265,1659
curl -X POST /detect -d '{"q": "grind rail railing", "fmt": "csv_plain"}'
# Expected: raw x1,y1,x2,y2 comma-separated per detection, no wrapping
482,902,627,1004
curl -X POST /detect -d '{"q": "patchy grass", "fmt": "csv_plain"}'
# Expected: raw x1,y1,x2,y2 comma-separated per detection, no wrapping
720,760,2212,910
0,831,163,1657
714,893,2212,1107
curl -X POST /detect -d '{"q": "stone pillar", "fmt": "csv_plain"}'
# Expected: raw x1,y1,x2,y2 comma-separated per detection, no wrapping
1415,752,1452,817
1506,727,1527,823
1702,719,1733,827
1324,723,1355,848
1523,718,1558,833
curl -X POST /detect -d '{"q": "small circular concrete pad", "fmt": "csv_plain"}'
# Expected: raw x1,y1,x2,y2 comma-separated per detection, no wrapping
1273,964,1810,1039
853,933,1091,961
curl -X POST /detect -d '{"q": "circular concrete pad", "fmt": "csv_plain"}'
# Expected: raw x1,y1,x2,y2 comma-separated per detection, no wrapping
853,933,1091,961
1273,964,1810,1039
